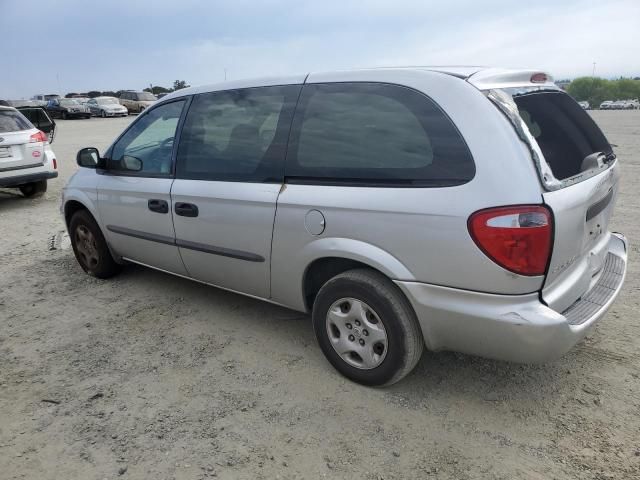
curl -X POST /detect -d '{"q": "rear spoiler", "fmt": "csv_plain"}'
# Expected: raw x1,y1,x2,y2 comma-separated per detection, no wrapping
468,69,556,90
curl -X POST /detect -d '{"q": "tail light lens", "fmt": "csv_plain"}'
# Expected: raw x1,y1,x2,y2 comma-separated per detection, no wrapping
53,158,57,170
468,205,553,276
29,131,48,143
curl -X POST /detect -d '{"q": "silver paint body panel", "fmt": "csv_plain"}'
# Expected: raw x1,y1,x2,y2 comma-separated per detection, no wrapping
62,67,628,364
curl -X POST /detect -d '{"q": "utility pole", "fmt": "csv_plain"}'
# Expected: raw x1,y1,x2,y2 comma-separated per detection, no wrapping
224,68,227,81
592,62,596,77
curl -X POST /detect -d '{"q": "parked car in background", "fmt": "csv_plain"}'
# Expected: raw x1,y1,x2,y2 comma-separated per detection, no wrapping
600,100,614,110
8,100,40,108
0,106,58,197
63,67,627,386
578,101,590,110
87,97,128,117
32,94,60,106
46,98,91,119
118,91,157,114
618,99,639,110
16,106,56,143
72,97,91,106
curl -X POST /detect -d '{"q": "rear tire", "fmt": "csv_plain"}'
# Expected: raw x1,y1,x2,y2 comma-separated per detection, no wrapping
312,269,424,386
19,180,47,198
69,210,122,279
62,111,67,120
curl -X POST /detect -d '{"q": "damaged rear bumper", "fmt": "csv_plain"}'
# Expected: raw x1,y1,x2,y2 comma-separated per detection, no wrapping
395,233,627,363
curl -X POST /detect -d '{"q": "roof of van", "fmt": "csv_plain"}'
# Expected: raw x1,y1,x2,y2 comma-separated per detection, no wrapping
160,66,555,101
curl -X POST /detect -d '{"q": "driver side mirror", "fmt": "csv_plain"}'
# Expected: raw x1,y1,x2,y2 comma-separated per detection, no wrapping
76,147,105,168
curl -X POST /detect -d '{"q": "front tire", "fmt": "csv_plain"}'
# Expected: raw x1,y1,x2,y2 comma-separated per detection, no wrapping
62,111,67,120
101,110,106,118
312,269,424,386
69,210,121,279
19,180,47,198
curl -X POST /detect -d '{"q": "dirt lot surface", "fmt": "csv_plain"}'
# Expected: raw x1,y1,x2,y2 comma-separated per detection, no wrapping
1,112,639,480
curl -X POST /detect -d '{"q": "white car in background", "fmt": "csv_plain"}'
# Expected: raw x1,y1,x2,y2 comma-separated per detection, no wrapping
87,97,128,117
599,101,614,110
0,106,58,197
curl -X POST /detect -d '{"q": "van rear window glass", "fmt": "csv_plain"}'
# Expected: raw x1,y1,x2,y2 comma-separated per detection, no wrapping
513,91,612,180
0,110,33,132
286,83,474,186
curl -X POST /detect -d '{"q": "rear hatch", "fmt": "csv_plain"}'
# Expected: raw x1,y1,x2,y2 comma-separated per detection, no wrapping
0,109,44,172
489,86,619,312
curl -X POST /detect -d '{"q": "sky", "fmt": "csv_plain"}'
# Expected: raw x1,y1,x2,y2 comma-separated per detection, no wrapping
1,0,639,99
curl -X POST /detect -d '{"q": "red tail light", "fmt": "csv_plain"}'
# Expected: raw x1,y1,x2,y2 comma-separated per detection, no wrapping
530,73,548,83
468,205,553,276
30,131,48,143
53,158,57,170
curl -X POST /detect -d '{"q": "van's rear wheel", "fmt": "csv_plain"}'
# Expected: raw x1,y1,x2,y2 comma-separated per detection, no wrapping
19,180,47,198
312,269,424,386
69,210,121,279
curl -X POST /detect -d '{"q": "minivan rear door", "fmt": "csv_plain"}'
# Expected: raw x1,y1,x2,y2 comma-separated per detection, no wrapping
508,90,619,312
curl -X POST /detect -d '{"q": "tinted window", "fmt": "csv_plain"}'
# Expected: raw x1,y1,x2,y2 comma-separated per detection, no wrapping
110,100,185,176
0,110,33,132
176,85,300,182
286,83,474,186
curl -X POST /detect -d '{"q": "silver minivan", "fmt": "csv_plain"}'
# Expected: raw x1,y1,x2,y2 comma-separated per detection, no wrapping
62,67,628,386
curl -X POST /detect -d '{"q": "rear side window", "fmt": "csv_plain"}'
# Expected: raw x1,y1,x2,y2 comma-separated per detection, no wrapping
286,83,474,186
0,110,33,132
176,85,301,182
513,91,612,180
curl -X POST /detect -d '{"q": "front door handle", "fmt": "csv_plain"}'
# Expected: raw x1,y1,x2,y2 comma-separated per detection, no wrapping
175,202,199,218
148,199,168,214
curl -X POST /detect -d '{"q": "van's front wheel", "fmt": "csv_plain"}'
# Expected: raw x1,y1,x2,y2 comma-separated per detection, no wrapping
312,269,424,386
69,210,121,279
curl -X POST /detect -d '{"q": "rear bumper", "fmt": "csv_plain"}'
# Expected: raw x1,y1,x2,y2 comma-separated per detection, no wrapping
0,171,58,188
396,233,628,363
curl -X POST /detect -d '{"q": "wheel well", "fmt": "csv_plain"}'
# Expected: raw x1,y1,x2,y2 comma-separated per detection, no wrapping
303,257,381,311
64,200,88,228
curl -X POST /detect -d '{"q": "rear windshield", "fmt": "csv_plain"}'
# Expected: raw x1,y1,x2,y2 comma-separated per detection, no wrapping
0,110,33,132
512,90,612,181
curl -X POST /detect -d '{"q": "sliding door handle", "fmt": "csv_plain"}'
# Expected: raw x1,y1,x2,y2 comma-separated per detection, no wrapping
175,202,199,217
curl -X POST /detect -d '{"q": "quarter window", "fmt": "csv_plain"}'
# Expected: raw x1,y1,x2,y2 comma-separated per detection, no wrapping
109,100,185,176
176,85,300,182
286,83,474,186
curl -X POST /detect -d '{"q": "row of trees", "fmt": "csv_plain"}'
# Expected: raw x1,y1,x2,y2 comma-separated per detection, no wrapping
65,80,190,99
566,77,640,107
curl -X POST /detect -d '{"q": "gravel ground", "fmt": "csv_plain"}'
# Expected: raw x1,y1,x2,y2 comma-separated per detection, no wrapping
1,112,639,480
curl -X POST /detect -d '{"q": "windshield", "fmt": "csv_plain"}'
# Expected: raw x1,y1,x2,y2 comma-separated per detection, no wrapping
98,97,119,105
0,109,33,132
60,99,80,106
136,92,156,101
